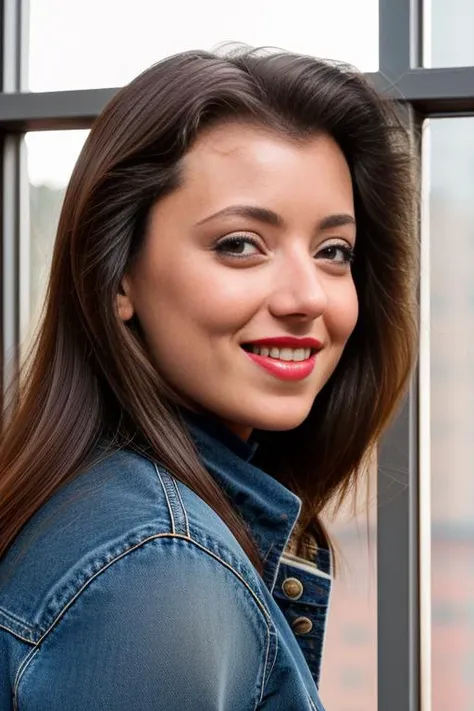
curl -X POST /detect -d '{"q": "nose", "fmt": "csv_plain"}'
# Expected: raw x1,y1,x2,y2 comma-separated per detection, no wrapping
267,251,328,322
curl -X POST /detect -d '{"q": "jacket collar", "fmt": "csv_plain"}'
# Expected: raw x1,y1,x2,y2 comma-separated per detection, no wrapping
182,410,301,592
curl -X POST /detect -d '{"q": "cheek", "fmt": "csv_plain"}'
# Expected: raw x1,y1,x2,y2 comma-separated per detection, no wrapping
326,279,359,345
131,258,263,348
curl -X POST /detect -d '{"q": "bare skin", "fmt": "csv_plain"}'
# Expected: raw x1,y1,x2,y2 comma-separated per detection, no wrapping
118,122,358,440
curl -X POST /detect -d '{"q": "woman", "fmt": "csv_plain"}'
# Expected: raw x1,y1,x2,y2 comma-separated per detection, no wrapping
0,47,417,710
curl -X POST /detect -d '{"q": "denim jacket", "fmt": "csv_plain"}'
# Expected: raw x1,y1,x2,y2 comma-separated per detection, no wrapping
0,415,332,710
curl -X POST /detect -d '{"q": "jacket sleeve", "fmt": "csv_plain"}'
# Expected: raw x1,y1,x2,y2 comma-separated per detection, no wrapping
15,536,270,711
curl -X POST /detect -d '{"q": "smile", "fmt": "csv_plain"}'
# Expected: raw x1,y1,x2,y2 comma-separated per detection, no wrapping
246,345,312,362
241,337,321,382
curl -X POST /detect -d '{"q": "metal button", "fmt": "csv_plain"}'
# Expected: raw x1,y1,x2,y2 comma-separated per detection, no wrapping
282,577,304,600
292,616,313,635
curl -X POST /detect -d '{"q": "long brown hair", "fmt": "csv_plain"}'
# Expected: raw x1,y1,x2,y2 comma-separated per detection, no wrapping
0,47,418,567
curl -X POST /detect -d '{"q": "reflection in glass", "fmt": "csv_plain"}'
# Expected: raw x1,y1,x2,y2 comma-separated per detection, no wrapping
424,0,474,67
29,0,378,92
25,130,89,342
424,118,474,711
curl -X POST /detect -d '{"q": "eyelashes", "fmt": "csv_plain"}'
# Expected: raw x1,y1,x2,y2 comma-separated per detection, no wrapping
214,234,355,265
317,244,355,265
214,235,261,258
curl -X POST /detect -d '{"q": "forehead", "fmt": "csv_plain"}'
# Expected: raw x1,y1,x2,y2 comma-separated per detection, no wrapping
178,122,354,212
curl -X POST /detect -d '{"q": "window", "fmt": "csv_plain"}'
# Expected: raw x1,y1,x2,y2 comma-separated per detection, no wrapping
424,0,474,67
423,117,474,711
2,1,474,709
25,130,89,341
28,0,379,92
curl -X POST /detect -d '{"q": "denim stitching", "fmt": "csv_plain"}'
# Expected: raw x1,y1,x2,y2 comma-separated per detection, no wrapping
172,479,190,538
315,571,332,687
261,626,278,702
153,464,176,534
307,690,318,710
27,533,273,647
11,533,274,711
258,619,278,705
0,605,32,629
156,468,188,536
0,606,35,639
256,619,272,708
13,646,40,710
0,622,33,645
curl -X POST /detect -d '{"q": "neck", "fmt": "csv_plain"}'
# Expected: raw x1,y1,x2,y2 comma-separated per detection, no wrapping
218,419,253,442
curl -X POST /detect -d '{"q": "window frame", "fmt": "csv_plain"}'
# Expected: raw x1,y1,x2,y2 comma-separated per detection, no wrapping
2,1,472,709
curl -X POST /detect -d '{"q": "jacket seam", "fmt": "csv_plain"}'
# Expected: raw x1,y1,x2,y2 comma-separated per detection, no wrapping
0,621,33,645
12,532,275,708
13,646,40,711
256,622,272,709
256,620,278,707
263,626,279,702
153,465,189,537
154,466,176,533
316,563,333,688
172,479,190,538
0,606,34,637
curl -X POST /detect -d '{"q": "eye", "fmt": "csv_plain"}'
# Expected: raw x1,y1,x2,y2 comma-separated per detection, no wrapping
316,242,354,266
214,234,262,259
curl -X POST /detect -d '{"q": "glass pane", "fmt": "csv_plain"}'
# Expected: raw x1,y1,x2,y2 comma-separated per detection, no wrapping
320,470,377,711
424,117,474,711
424,0,474,67
25,130,89,345
28,0,378,92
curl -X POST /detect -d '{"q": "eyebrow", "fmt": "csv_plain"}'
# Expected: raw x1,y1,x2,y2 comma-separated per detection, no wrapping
319,213,356,230
196,204,355,231
196,205,283,228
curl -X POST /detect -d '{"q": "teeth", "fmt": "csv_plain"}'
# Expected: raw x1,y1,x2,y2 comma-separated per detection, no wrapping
249,345,313,361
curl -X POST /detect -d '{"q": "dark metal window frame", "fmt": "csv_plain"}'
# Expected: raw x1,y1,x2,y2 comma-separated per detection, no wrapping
1,0,471,708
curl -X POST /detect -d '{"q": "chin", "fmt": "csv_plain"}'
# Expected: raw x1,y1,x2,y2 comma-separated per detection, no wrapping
240,401,314,433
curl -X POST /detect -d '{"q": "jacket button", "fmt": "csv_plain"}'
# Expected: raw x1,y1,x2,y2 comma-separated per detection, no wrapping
292,616,313,635
282,577,304,600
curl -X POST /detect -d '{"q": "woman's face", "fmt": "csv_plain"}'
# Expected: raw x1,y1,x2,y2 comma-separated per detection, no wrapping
119,122,358,439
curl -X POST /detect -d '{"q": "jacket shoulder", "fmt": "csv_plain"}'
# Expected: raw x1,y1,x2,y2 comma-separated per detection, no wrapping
0,449,177,642
0,449,263,646
6,533,274,711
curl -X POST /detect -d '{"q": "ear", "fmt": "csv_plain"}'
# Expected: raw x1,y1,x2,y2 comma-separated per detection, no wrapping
116,276,135,322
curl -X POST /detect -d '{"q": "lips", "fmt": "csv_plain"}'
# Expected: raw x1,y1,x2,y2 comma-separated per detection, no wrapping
241,336,321,382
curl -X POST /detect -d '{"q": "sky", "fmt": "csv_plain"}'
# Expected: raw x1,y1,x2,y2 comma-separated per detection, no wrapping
25,0,378,186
